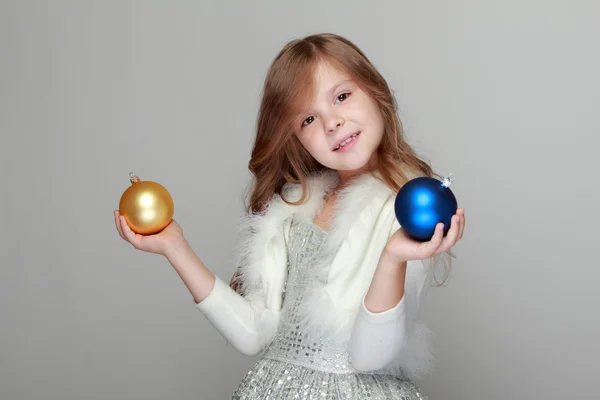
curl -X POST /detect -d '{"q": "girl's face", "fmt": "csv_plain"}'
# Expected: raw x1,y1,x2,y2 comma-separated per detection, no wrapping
293,61,384,182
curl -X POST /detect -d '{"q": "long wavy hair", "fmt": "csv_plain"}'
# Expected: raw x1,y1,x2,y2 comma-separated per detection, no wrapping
230,33,453,293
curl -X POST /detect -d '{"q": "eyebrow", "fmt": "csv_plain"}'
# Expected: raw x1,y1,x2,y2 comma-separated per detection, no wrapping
326,79,352,95
294,78,354,123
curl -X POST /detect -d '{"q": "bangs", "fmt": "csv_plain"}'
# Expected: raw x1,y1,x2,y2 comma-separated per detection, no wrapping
285,57,319,129
287,55,355,130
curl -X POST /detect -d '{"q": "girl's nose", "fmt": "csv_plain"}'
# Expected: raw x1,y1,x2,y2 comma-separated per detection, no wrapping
326,116,344,133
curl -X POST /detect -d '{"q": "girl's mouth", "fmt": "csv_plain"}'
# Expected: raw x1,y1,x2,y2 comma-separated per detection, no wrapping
333,132,360,152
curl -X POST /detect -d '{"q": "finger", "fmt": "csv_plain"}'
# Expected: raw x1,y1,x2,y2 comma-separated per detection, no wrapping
451,214,461,236
448,214,461,243
425,223,445,256
120,215,141,248
114,211,126,240
458,213,465,240
114,211,127,241
438,215,460,254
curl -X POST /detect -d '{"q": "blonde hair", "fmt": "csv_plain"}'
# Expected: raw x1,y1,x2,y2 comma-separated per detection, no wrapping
231,33,453,293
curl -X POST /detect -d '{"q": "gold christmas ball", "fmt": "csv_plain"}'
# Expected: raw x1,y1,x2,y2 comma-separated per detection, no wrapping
119,173,174,235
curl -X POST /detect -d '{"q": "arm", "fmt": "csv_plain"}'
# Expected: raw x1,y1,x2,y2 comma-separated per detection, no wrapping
164,239,216,303
166,240,279,356
349,210,464,372
348,251,413,372
114,212,279,357
363,251,407,313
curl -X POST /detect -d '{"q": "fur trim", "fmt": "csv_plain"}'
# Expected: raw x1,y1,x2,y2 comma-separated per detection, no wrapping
232,170,337,308
381,321,435,380
232,169,436,378
291,171,397,341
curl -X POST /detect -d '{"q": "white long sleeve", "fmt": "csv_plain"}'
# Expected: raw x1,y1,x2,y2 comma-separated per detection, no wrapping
194,276,280,356
348,293,407,372
348,259,432,372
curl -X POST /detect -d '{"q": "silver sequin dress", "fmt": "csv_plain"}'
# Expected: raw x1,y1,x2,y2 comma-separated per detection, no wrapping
231,217,427,400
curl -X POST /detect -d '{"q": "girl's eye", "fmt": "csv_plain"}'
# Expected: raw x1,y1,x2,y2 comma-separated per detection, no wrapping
300,93,351,128
335,92,351,104
302,116,315,127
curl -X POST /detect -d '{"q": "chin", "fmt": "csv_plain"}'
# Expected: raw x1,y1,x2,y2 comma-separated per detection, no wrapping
329,157,372,172
316,145,376,172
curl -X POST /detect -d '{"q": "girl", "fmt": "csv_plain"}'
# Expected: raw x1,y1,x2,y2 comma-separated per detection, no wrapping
114,33,465,399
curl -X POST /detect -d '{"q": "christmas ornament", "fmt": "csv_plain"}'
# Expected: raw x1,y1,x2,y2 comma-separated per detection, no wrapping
118,172,174,235
394,174,458,242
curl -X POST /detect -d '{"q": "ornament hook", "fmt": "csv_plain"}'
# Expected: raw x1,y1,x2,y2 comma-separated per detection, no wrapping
441,173,454,188
129,172,140,183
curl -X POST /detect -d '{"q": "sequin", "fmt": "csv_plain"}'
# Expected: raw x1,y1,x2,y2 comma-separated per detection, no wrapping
231,217,428,399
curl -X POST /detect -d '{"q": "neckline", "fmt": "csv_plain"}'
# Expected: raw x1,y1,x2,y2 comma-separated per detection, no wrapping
293,215,329,235
310,219,329,234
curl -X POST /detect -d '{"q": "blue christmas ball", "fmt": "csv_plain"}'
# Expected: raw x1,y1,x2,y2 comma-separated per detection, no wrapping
394,175,458,242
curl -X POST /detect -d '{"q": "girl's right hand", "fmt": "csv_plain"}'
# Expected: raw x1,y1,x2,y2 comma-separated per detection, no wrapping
113,210,187,257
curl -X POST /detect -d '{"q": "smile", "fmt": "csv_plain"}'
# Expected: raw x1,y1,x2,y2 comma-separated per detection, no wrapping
333,132,361,152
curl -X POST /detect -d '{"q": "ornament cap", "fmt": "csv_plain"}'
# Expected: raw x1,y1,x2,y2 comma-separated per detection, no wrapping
441,173,455,188
129,172,140,184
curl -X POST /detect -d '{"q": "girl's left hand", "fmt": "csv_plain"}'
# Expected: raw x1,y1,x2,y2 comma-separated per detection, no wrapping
384,208,466,262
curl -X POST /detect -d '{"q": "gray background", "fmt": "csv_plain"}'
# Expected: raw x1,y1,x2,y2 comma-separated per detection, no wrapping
1,1,598,399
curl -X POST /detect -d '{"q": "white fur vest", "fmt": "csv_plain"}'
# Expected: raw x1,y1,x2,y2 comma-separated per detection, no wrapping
233,169,436,379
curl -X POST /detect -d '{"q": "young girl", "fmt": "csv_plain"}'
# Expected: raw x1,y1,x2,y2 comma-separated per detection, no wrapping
114,33,465,399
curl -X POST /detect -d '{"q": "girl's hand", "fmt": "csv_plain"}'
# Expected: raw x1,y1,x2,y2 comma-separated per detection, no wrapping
384,208,466,262
113,210,187,257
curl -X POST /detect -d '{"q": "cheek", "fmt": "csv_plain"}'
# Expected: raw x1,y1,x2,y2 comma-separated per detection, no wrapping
368,106,385,135
297,131,322,155
303,126,325,145
355,95,382,127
